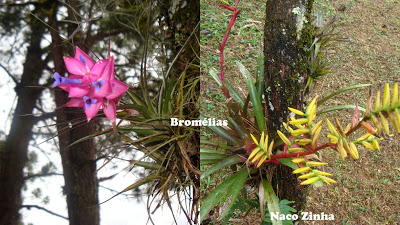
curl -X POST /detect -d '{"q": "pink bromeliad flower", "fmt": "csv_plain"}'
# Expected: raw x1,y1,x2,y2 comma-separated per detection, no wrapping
53,46,129,128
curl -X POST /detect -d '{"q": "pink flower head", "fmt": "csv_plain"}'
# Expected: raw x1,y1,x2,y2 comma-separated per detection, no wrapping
54,46,129,128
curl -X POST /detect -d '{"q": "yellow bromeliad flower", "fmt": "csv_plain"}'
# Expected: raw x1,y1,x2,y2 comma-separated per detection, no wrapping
248,131,274,168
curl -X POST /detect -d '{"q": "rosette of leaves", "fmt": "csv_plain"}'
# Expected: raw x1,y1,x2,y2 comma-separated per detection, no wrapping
201,59,395,223
73,52,200,224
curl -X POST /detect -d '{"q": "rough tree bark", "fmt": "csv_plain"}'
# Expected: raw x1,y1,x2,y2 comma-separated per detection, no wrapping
49,1,99,224
264,0,314,210
0,4,48,224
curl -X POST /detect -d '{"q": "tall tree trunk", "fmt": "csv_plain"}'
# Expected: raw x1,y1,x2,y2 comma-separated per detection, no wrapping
49,2,99,224
264,0,313,210
0,5,47,225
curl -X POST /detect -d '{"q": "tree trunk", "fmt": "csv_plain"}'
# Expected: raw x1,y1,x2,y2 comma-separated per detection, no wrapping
49,2,99,224
264,0,313,210
0,5,47,224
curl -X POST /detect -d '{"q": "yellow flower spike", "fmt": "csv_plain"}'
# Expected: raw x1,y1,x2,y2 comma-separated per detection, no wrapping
370,115,382,134
290,117,305,129
327,134,339,144
313,170,333,176
290,128,310,136
277,130,291,146
388,111,400,133
335,118,345,135
288,107,305,116
292,157,305,164
293,166,311,174
372,139,380,150
348,142,359,159
326,119,339,136
301,176,321,185
248,147,261,160
395,108,400,129
375,88,382,113
257,154,269,168
379,112,390,135
307,104,317,126
264,134,269,152
357,133,372,142
361,141,374,150
289,118,309,126
267,140,274,156
383,83,390,111
337,139,347,160
342,138,351,153
312,126,322,147
250,133,259,146
305,96,318,115
259,131,265,148
391,83,398,109
320,176,337,184
344,123,351,134
282,122,289,132
298,172,316,179
311,120,323,135
288,147,306,153
307,161,328,167
295,138,312,145
251,151,265,163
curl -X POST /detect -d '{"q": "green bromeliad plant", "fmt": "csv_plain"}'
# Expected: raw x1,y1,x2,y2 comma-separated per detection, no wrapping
200,0,397,224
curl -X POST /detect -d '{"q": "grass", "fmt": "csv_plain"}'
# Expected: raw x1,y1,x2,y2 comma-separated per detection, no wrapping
200,0,400,224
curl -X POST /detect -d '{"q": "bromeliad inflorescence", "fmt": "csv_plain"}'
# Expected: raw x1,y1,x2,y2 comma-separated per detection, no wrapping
246,84,400,185
53,46,129,128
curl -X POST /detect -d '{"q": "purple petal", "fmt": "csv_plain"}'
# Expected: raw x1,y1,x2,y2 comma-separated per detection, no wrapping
68,85,90,98
75,46,95,69
106,80,130,100
64,57,88,76
83,97,102,122
92,80,105,93
92,80,112,97
53,72,62,87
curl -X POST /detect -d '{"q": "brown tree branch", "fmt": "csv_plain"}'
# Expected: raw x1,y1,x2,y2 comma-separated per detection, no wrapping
21,205,68,220
24,172,63,180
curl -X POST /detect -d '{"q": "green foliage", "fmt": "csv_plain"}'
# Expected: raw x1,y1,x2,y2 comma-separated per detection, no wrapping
200,166,249,221
221,187,259,225
262,199,296,225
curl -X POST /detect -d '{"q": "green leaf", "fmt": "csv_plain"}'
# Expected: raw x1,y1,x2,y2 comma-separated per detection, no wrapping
200,167,249,222
262,179,282,225
201,155,243,179
226,81,245,107
237,61,266,131
118,104,155,119
209,68,222,86
101,172,158,204
317,104,366,115
200,147,229,165
317,84,371,106
277,158,298,170
255,51,265,99
200,114,240,145
200,140,230,150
